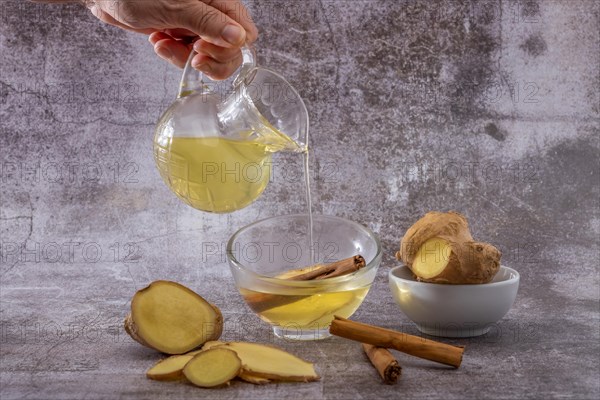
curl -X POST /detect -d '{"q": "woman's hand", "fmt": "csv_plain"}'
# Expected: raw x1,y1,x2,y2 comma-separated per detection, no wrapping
84,0,258,79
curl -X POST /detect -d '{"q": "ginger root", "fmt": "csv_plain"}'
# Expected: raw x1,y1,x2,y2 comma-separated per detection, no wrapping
124,280,223,354
396,211,501,284
183,348,242,388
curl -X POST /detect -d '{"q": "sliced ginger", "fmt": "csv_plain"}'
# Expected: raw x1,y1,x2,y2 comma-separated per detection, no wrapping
238,371,271,385
145,340,317,387
202,340,225,349
397,211,501,284
183,348,242,388
147,354,195,381
146,350,204,380
125,283,319,388
124,281,223,354
411,237,452,279
202,341,320,382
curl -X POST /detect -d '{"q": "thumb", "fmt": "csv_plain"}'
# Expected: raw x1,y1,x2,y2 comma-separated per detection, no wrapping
175,3,246,48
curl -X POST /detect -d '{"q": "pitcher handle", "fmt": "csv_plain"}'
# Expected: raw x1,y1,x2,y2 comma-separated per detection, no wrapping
177,43,257,98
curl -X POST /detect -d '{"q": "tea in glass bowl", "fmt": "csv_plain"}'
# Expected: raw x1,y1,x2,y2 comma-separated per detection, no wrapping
227,214,382,340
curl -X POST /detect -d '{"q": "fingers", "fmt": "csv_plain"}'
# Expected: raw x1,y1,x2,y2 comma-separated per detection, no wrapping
87,0,258,46
155,39,192,69
193,39,241,63
89,0,258,79
191,52,243,80
190,38,244,79
173,2,247,48
148,31,172,44
149,32,192,69
88,4,155,35
162,28,197,41
149,32,242,78
206,0,258,43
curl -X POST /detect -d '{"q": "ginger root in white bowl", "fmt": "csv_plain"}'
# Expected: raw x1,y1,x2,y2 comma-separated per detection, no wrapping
396,211,501,284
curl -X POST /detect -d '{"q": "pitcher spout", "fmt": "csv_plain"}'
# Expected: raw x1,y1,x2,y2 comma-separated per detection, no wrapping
217,80,308,153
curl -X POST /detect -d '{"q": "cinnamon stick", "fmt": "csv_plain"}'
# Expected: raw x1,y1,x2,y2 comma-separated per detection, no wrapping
244,255,366,313
288,255,366,280
330,316,464,368
362,343,402,384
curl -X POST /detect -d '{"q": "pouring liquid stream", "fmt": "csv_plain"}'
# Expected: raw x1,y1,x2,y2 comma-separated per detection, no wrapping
303,149,315,263
257,122,314,263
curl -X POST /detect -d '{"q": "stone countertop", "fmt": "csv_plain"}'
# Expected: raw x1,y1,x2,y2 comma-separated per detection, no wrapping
0,1,598,399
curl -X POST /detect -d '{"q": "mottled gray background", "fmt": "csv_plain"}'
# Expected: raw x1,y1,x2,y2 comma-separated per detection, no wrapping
1,0,599,399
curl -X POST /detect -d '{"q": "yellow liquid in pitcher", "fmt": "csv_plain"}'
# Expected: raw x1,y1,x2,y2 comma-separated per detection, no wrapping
154,137,273,213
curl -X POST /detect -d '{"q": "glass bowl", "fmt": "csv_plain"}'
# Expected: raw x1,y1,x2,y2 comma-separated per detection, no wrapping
227,214,381,340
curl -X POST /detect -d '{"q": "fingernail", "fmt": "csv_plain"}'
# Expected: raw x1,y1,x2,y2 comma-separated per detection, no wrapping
221,24,244,46
156,46,173,60
193,62,212,74
247,26,258,43
193,40,202,53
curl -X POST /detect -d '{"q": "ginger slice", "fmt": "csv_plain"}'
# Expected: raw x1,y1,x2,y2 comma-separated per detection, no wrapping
203,341,319,382
275,267,314,279
147,354,195,381
411,237,452,279
238,370,271,385
397,211,473,267
183,348,241,388
413,238,501,284
202,340,225,350
146,349,206,380
125,280,223,354
258,290,358,328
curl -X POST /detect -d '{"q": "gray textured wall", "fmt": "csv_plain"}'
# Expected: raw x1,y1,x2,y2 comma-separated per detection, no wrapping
1,1,599,399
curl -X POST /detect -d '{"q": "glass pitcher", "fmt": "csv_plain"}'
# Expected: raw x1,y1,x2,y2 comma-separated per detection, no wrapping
153,45,309,213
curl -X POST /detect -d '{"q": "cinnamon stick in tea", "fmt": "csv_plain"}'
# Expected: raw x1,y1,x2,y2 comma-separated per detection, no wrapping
288,255,366,280
330,316,464,368
362,343,402,384
244,255,366,313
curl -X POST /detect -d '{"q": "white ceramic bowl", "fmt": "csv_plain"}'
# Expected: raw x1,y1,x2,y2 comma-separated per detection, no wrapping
389,265,519,337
